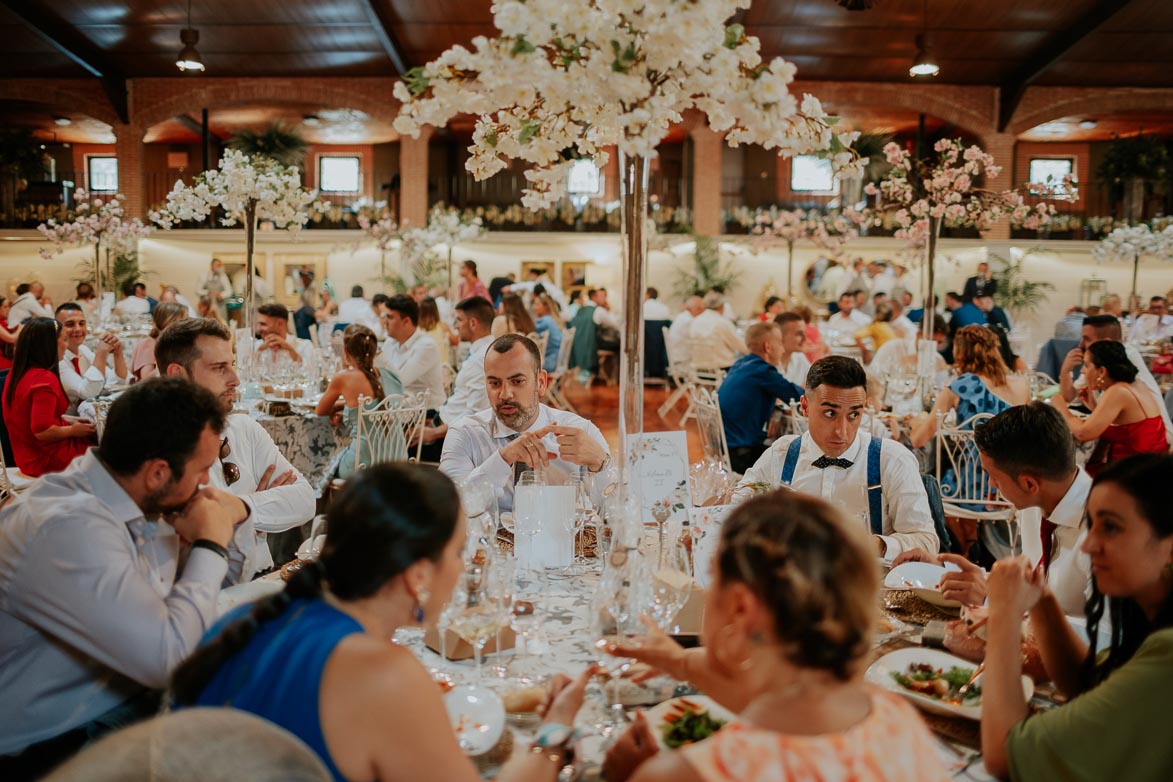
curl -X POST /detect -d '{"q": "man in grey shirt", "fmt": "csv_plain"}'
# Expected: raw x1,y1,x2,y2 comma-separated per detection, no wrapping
0,379,248,778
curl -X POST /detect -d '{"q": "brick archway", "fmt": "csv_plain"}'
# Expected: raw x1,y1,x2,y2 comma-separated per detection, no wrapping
1009,87,1173,138
131,77,401,137
0,79,121,130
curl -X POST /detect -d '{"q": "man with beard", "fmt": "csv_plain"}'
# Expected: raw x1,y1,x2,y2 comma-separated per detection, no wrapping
0,379,247,779
440,334,615,512
156,318,315,583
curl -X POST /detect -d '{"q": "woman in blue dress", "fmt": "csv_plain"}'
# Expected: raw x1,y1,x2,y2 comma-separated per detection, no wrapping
911,325,1029,515
531,293,563,372
171,464,595,782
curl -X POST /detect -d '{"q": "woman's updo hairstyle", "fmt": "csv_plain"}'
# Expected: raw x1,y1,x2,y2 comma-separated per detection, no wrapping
716,490,878,680
342,323,384,400
1086,340,1138,384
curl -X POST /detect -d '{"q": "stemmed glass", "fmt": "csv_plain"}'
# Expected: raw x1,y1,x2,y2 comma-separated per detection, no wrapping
448,566,510,685
591,546,650,734
509,471,545,568
508,564,548,681
458,480,499,558
647,540,693,634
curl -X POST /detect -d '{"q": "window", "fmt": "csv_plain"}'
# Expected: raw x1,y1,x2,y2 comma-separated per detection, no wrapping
567,159,601,195
87,156,118,192
1029,157,1074,187
318,156,361,193
790,154,837,193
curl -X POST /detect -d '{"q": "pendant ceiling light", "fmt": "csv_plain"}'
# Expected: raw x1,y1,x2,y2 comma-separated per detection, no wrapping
836,0,877,9
176,0,205,73
909,0,939,77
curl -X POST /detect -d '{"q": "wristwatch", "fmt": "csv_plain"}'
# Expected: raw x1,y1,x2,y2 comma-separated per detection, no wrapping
589,453,612,474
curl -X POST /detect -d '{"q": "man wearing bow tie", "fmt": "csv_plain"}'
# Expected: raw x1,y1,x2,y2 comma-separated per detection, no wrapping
738,355,938,561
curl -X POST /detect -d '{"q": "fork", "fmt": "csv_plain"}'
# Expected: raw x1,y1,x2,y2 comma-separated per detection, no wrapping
955,662,985,700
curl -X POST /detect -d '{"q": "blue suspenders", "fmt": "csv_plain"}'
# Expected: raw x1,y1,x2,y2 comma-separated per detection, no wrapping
780,436,884,535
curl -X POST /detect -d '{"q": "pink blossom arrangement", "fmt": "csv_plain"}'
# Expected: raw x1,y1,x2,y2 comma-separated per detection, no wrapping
38,189,153,262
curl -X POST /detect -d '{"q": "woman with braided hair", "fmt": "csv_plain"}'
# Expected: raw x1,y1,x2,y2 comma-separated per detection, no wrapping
171,464,596,782
601,490,948,782
316,324,403,479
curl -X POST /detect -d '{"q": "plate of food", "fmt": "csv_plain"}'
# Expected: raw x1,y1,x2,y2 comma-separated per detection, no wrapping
865,647,1033,720
644,695,737,749
444,685,506,756
884,561,963,609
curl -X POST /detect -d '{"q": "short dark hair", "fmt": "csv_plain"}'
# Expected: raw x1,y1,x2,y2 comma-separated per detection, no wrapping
122,282,136,297
384,294,419,325
1086,340,1138,383
155,317,232,373
1082,314,1122,341
764,296,783,310
1151,296,1166,305
351,285,364,298
257,302,289,321
945,291,962,301
647,287,659,299
774,311,803,327
930,314,949,336
838,291,854,301
488,334,542,373
455,296,495,328
15,283,30,296
98,378,226,479
54,302,83,317
806,355,867,392
586,288,599,299
974,402,1075,481
371,293,389,308
134,282,146,294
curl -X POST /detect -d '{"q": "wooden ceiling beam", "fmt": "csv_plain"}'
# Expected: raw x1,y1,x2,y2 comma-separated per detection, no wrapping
0,0,129,124
360,0,410,75
997,0,1137,132
174,113,227,142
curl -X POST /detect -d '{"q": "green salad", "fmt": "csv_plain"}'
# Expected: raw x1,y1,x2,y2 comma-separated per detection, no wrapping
891,663,981,703
661,701,727,748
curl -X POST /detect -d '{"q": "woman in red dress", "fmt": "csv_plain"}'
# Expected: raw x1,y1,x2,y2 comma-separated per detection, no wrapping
1,318,95,477
1054,340,1167,477
0,296,21,371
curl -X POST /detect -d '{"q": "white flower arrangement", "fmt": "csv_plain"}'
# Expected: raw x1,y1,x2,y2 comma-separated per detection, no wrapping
38,189,154,261
399,205,486,264
1092,224,1170,265
149,149,318,232
751,206,859,259
393,0,863,209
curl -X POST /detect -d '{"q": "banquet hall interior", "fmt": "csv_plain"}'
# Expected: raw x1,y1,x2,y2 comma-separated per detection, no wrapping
1,1,1172,781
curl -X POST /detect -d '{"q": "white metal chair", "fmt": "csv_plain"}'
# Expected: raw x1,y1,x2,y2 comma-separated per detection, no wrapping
679,366,725,425
934,412,1016,523
546,326,577,412
657,326,692,420
0,443,34,507
688,385,735,476
440,363,457,397
92,398,113,442
776,400,810,438
354,392,429,471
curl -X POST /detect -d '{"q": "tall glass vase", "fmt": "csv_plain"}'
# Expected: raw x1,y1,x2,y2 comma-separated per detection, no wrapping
920,215,942,342
240,201,258,380
617,152,651,544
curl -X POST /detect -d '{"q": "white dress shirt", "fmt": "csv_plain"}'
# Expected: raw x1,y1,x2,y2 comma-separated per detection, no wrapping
439,335,493,426
59,344,123,411
593,306,621,331
8,292,53,325
739,430,939,560
377,328,446,410
212,414,316,584
688,310,744,368
666,311,695,365
826,309,872,333
254,334,317,367
0,451,226,754
115,296,151,317
891,314,917,339
338,297,383,335
1129,313,1173,343
1017,469,1093,618
778,352,811,387
643,299,672,321
440,404,615,513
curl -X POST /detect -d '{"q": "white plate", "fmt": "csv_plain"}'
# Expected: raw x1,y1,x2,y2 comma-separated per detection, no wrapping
445,685,506,756
215,577,285,617
644,695,737,749
885,561,963,608
865,647,1033,721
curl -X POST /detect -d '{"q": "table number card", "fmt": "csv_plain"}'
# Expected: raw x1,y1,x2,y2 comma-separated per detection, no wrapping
629,431,692,528
688,504,735,589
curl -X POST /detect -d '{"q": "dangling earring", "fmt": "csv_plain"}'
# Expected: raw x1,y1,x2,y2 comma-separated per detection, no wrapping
413,588,430,623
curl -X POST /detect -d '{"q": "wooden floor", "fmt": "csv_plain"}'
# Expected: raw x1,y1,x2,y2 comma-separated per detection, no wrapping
559,379,706,462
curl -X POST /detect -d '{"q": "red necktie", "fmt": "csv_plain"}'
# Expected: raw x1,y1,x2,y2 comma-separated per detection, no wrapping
71,357,81,374
1040,516,1057,573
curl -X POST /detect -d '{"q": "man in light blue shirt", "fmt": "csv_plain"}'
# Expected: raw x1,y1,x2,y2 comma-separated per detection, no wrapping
0,379,248,777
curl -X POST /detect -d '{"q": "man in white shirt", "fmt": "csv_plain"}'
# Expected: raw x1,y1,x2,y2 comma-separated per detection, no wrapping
894,403,1093,617
337,285,383,335
1129,296,1173,343
0,379,247,776
156,318,316,584
866,315,950,408
441,334,615,513
255,302,316,366
1060,314,1173,446
421,296,496,446
773,312,811,386
642,287,672,322
590,288,621,351
114,282,152,318
376,294,446,411
688,291,744,369
826,291,872,334
55,302,128,413
739,355,939,562
8,281,54,325
667,296,704,366
889,298,917,339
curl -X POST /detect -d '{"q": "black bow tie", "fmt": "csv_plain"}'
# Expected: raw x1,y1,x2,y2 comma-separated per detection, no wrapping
812,455,853,469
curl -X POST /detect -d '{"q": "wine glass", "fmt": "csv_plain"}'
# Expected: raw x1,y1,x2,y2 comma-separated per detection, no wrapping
508,564,547,680
448,571,510,685
458,480,499,557
511,470,545,568
647,540,693,634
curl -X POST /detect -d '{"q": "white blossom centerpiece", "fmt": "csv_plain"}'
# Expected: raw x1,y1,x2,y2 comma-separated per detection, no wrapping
394,0,862,487
751,207,859,300
38,189,154,322
1093,224,1172,306
150,149,318,349
400,205,486,294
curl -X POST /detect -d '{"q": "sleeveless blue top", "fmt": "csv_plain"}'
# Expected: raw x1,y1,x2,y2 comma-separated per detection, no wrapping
193,598,363,782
